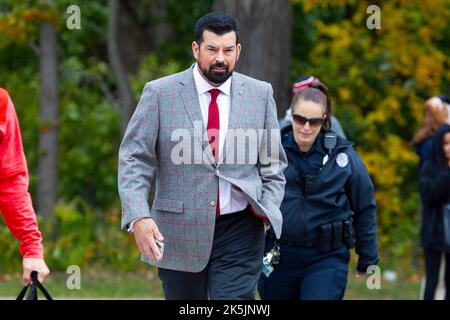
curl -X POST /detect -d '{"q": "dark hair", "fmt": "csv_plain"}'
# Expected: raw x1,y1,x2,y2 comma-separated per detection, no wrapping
195,12,240,44
438,94,450,104
432,124,450,169
290,85,332,132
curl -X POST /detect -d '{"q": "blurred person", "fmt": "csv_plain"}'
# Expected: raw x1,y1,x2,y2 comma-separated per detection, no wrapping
279,75,346,139
412,96,449,170
0,88,50,285
258,86,378,300
118,12,286,300
419,124,450,300
437,94,450,124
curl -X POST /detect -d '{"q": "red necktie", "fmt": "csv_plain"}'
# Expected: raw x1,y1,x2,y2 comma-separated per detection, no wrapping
207,89,221,217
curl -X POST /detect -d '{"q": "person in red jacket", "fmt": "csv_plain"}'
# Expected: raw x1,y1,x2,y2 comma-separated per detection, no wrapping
0,87,50,285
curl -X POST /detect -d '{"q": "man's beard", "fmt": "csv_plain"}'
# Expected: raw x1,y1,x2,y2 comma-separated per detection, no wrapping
199,62,233,84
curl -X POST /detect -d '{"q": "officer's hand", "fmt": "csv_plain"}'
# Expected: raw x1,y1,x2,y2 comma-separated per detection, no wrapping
22,258,50,285
134,218,164,261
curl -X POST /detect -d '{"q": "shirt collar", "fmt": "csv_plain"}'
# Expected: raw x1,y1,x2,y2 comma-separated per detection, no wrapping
193,63,232,96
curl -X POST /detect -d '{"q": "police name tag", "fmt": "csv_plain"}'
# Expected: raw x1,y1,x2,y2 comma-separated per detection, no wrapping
336,152,349,168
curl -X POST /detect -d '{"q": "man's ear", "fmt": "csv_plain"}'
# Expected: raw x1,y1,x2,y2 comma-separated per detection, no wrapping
236,43,241,62
192,41,199,60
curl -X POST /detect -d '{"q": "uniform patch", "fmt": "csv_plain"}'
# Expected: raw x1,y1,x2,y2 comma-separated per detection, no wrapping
336,152,349,168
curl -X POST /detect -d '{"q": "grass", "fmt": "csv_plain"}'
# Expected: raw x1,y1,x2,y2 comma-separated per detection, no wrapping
344,272,422,300
0,269,163,299
0,268,422,300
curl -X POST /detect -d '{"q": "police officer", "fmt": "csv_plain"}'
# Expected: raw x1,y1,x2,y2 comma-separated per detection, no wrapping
258,86,379,300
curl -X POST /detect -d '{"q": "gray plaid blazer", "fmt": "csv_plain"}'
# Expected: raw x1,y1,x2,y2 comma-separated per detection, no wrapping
118,65,287,272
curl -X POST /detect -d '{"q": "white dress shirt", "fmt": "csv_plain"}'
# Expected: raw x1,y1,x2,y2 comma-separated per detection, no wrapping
128,64,249,231
192,64,249,216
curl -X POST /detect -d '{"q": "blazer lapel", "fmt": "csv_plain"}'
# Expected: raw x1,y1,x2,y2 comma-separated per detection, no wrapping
178,66,215,166
219,73,246,166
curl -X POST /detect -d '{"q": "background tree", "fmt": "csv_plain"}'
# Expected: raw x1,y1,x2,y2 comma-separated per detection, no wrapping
107,0,135,136
38,0,59,220
107,0,176,135
213,0,292,117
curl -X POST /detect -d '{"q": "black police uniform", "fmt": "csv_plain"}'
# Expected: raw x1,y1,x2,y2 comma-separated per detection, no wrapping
258,125,379,300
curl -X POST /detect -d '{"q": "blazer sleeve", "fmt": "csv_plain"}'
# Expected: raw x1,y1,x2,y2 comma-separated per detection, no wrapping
0,88,44,258
118,83,159,229
257,83,287,214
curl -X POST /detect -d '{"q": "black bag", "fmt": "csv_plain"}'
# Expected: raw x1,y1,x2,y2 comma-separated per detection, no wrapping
16,271,53,300
444,204,450,252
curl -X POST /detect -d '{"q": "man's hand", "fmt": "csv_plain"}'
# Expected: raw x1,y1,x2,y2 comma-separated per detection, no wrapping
22,258,50,285
134,218,164,261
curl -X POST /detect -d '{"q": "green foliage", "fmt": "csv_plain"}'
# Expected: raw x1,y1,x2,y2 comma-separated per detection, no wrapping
0,1,61,46
43,199,143,272
131,53,183,94
159,0,213,65
0,220,22,273
0,200,145,273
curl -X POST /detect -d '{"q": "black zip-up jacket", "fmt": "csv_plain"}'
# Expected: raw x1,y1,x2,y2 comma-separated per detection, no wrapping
270,125,379,272
419,125,450,251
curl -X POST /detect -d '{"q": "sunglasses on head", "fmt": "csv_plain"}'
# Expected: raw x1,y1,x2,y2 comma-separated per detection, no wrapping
292,113,325,127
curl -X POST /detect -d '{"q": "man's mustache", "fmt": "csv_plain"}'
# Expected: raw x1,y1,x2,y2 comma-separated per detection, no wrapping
211,63,228,70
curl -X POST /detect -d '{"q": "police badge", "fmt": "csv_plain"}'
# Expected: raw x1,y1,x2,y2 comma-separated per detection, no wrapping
336,152,349,168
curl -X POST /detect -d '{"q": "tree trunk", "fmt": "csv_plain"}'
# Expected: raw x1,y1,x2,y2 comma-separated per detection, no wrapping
120,0,174,74
38,21,58,219
213,0,292,118
108,0,136,136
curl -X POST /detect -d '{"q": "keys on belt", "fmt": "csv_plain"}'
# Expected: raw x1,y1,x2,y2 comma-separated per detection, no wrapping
262,241,280,278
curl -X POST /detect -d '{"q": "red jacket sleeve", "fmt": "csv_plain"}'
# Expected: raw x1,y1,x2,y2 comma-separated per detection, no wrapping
0,88,44,258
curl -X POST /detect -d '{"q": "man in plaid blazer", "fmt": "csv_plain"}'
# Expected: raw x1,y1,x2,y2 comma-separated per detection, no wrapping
118,12,287,299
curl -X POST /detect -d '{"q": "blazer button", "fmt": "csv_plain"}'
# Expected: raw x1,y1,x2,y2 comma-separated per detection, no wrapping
210,200,216,206
215,169,220,175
